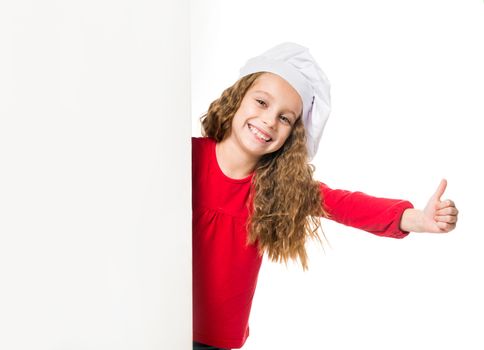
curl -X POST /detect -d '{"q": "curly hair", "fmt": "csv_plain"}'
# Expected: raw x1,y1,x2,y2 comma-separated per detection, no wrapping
200,72,330,270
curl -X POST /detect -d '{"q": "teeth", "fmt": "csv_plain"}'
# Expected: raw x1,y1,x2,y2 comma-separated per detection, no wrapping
248,125,271,142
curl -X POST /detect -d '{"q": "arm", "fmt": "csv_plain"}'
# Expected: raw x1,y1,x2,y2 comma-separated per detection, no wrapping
320,182,414,239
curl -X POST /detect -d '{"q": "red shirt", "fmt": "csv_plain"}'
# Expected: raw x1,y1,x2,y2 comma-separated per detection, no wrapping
192,137,414,349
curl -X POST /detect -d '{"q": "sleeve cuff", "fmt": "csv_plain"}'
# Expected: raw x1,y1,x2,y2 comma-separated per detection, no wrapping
388,200,415,239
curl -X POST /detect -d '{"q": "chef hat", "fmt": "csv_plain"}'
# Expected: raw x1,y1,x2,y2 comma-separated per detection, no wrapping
239,42,331,160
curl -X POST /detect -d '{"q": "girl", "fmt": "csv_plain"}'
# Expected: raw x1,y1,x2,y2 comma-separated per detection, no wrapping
192,43,458,350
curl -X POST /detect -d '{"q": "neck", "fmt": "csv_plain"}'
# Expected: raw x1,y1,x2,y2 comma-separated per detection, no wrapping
216,138,259,179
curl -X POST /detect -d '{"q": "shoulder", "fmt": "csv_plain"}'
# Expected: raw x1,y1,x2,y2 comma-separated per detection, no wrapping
192,136,214,153
192,136,211,145
192,136,216,163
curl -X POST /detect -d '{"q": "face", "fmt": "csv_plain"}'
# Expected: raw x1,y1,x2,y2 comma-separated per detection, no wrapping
227,72,303,161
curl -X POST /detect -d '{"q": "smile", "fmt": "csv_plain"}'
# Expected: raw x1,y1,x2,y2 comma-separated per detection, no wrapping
248,124,272,142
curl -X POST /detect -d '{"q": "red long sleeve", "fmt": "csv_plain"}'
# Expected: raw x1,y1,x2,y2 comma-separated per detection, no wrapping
320,182,414,238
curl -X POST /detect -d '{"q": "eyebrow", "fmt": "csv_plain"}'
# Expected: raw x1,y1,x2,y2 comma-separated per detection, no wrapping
252,90,298,118
253,90,274,99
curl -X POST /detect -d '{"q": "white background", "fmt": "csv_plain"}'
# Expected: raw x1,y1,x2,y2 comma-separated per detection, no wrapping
0,1,191,349
191,0,484,349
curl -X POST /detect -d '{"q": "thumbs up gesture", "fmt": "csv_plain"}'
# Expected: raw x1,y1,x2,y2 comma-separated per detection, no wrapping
421,179,459,233
400,179,459,233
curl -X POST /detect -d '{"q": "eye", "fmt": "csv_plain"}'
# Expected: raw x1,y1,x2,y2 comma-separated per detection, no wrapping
279,115,292,125
255,99,267,107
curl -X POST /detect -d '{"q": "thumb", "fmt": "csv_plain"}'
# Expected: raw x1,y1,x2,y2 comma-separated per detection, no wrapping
432,178,447,202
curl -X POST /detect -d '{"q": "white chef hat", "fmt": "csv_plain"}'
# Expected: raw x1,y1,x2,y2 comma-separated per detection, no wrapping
239,42,331,160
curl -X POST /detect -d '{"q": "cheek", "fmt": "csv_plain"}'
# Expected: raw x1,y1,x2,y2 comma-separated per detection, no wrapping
232,106,255,127
280,127,293,141
231,111,244,127
238,99,258,115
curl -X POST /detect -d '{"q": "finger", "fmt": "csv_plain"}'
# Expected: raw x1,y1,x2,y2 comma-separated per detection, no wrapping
435,207,459,216
434,215,458,224
436,221,456,232
432,179,447,201
437,199,456,210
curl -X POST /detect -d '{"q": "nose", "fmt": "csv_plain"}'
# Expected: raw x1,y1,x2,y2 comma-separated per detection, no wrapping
261,111,278,129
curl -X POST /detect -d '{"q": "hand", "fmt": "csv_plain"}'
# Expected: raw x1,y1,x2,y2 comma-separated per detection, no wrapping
421,179,459,233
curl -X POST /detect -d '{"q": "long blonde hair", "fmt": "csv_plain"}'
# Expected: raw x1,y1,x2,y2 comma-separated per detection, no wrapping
200,72,330,270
